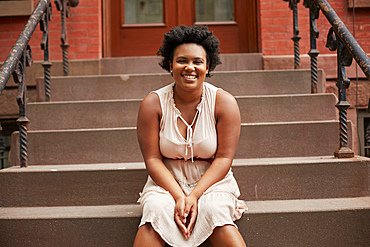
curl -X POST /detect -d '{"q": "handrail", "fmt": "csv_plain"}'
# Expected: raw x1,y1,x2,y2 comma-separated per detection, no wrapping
0,0,48,94
284,0,370,158
0,0,78,167
316,0,370,80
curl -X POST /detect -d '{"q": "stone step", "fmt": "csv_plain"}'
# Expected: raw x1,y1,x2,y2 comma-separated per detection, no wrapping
1,156,368,207
9,120,352,166
1,197,369,247
35,70,325,102
28,93,338,130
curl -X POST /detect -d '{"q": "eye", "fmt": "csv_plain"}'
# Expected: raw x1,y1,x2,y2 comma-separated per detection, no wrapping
194,60,203,64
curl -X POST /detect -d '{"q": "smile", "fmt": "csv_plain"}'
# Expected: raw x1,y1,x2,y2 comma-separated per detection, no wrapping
183,75,197,79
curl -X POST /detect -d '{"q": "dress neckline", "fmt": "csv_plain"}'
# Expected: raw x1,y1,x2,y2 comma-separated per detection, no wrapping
170,82,205,118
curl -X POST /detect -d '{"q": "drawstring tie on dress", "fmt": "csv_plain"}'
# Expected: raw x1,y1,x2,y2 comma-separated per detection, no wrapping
178,110,199,163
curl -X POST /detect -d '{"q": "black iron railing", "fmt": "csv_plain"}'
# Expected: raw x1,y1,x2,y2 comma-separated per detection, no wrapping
0,0,78,167
284,0,370,158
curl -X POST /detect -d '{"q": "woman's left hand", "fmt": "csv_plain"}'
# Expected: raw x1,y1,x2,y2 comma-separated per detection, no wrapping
183,195,198,239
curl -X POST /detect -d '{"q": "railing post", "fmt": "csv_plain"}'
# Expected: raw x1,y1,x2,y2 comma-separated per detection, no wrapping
285,0,301,69
41,2,53,101
304,0,320,93
13,45,32,167
0,124,4,169
55,0,70,76
326,27,355,158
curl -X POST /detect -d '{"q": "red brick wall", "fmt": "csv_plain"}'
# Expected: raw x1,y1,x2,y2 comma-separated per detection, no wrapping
0,0,369,62
260,0,370,56
0,0,101,62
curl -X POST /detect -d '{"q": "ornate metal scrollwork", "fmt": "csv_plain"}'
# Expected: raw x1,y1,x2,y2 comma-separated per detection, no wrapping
325,27,354,158
304,0,320,93
12,45,32,167
55,0,71,76
41,2,53,101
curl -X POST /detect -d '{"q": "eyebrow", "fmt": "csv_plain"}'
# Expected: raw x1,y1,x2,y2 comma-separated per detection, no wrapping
175,56,205,61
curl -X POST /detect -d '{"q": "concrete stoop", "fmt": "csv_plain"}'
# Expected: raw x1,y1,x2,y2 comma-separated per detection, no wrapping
0,197,369,247
27,94,338,130
9,120,352,166
34,69,325,102
1,157,369,207
3,64,369,246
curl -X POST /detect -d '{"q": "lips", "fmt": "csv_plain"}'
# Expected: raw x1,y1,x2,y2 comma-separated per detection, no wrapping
182,74,197,79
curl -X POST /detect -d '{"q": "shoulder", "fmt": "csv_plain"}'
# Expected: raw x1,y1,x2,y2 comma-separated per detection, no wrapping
139,92,161,120
215,89,240,120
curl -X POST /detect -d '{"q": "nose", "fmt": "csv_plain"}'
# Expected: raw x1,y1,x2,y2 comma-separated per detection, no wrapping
185,64,195,71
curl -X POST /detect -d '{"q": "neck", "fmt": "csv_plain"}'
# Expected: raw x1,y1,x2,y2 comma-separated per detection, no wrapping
173,84,203,105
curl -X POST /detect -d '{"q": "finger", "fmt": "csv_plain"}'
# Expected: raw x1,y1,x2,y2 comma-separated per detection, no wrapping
187,210,197,236
175,213,188,237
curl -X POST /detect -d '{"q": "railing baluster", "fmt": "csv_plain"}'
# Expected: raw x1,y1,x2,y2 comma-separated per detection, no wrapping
326,28,355,158
304,0,320,93
41,2,53,101
13,45,32,167
285,0,301,69
0,124,4,169
55,0,71,76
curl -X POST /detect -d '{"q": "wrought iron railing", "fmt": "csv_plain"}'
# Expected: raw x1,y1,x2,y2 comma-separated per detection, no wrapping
0,0,78,167
284,0,370,158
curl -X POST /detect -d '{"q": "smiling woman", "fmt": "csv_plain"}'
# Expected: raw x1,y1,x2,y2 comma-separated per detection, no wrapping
134,25,247,247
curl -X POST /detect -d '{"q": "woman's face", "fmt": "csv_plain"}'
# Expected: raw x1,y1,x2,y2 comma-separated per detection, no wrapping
169,43,209,93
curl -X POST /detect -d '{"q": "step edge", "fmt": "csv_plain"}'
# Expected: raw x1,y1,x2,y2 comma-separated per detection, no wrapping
1,197,369,220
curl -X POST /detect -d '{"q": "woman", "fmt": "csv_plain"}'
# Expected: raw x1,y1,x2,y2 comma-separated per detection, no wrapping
134,25,247,247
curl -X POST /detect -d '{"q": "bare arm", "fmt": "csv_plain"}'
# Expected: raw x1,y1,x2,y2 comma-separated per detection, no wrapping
137,93,185,201
137,93,189,236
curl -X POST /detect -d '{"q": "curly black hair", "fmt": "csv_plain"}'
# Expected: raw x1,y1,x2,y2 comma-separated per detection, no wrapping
157,25,221,77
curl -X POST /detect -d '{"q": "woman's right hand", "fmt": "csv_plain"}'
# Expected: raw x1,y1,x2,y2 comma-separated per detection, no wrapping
174,195,198,239
174,197,188,238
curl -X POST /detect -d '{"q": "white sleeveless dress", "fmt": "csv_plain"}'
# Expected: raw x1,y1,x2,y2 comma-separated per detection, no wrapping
138,82,247,247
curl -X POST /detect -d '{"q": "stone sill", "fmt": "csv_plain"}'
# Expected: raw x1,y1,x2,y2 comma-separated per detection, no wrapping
348,0,370,8
0,0,34,17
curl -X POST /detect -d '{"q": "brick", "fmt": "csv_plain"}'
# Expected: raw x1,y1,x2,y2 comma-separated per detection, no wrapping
359,24,370,31
87,29,100,37
261,33,274,41
273,2,291,10
262,48,274,56
261,25,287,33
86,15,100,22
261,10,286,18
69,15,86,22
74,53,100,60
74,37,100,45
69,30,88,38
87,45,100,53
274,32,292,40
261,18,273,26
272,17,292,25
275,48,295,55
87,0,100,6
75,7,99,15
75,22,99,31
260,2,273,10
0,24,24,32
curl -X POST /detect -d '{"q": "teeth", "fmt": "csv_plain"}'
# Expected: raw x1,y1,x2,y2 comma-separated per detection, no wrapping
183,75,196,79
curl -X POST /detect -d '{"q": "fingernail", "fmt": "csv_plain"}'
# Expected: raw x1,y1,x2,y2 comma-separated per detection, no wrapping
184,213,188,217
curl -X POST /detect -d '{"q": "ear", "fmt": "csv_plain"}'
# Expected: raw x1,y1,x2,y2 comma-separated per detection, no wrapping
206,64,209,74
169,61,173,71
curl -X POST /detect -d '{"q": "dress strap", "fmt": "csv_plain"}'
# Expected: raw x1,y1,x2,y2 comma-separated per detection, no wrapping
178,110,199,162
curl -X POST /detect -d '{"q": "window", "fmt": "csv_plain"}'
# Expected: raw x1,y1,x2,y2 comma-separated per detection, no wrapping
124,0,163,24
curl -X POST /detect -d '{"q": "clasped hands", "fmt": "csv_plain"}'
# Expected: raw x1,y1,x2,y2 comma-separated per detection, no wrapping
175,195,198,239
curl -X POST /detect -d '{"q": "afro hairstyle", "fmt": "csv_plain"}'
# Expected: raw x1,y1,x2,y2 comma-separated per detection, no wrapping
157,25,221,77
